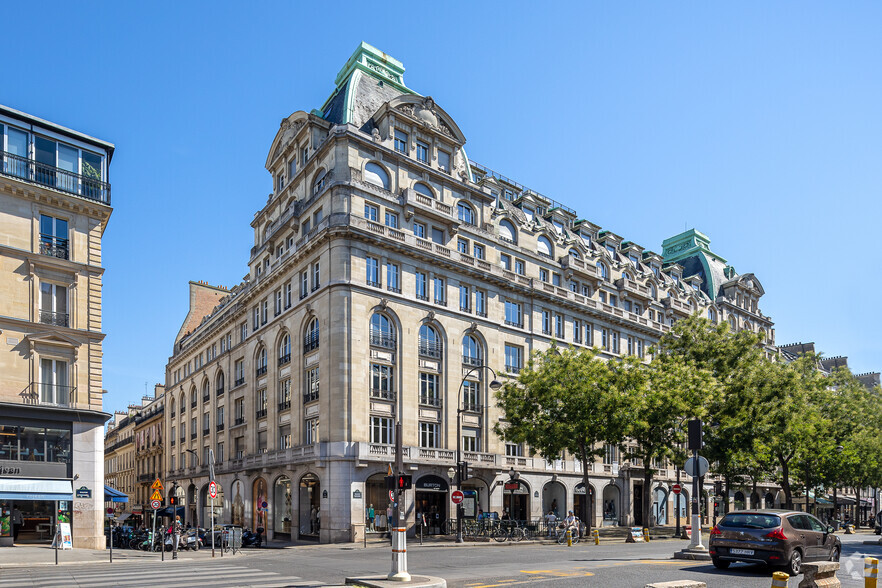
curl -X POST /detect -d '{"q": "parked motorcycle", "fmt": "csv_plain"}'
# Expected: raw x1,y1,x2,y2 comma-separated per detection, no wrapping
241,526,263,548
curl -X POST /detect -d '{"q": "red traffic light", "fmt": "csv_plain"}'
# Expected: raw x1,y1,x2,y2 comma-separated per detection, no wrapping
396,474,412,490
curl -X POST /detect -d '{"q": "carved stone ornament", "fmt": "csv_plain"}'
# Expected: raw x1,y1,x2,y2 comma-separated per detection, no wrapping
274,119,305,160
379,298,388,310
305,303,312,314
371,127,382,142
396,97,455,139
426,311,435,322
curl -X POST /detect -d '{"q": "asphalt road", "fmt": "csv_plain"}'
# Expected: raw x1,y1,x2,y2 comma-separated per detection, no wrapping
227,531,882,587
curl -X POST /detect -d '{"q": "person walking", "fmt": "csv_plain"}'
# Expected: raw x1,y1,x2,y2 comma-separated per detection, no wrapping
11,507,22,542
368,504,375,532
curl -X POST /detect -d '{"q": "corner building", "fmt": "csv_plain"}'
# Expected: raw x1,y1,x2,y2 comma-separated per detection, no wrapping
0,105,113,548
164,43,778,542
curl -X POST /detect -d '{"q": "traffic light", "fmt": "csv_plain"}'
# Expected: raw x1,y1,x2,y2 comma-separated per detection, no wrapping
397,474,412,490
687,419,703,450
384,475,395,490
169,495,177,506
714,481,723,497
458,461,472,483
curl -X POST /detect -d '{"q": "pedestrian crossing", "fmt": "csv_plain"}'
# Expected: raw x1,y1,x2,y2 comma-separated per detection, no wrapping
0,561,328,587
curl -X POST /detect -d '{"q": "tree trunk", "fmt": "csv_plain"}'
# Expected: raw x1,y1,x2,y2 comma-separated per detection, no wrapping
724,475,731,515
643,469,653,530
579,441,592,534
778,454,793,509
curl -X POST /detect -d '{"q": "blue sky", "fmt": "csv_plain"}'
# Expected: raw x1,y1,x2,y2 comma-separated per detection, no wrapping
4,2,881,413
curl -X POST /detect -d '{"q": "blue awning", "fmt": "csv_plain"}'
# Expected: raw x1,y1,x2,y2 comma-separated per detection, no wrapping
0,479,73,501
104,485,128,503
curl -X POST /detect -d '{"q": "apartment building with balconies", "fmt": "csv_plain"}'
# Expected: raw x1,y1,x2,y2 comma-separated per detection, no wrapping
162,43,778,543
0,105,113,548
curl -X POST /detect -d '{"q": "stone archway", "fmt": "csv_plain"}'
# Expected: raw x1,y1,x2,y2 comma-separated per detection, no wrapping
542,480,566,518
601,484,620,526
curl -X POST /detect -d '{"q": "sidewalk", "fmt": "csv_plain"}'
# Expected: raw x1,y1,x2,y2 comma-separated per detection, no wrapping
0,544,245,568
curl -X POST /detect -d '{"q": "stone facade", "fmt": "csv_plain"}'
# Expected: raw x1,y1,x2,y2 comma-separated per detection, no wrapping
162,43,782,542
0,105,113,548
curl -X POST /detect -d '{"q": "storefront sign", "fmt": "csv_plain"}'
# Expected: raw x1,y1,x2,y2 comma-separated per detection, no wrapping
415,475,448,491
0,466,21,476
75,486,92,498
0,460,68,478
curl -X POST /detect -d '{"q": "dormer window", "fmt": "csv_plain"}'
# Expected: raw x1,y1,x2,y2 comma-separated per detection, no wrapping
301,146,309,164
672,274,679,284
503,189,514,201
499,219,517,244
629,255,639,266
596,262,609,281
652,265,660,277
579,231,591,247
523,207,534,221
605,244,617,257
552,220,564,234
394,130,408,153
569,248,580,259
438,150,451,173
537,235,553,259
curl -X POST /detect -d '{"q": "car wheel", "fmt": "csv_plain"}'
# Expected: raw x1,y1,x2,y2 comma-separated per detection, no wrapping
830,546,840,562
787,550,802,575
712,558,730,570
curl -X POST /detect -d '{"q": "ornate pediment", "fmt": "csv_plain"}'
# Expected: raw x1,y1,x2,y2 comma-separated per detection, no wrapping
393,96,462,142
272,118,306,161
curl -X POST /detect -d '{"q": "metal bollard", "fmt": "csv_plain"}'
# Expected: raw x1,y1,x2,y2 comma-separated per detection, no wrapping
643,528,650,542
593,529,600,545
866,557,878,588
566,528,572,547
771,571,789,588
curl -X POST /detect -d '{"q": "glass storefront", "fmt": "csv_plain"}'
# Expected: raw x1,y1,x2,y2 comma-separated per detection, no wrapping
273,477,292,536
299,474,320,539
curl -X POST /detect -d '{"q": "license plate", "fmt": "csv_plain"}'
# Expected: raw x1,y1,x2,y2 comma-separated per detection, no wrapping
730,548,754,556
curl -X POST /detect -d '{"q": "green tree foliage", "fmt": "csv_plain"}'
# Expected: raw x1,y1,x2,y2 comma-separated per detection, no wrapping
494,344,628,530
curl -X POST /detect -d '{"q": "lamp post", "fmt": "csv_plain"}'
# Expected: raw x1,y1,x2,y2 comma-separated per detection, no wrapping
507,467,520,522
455,365,502,543
182,448,200,561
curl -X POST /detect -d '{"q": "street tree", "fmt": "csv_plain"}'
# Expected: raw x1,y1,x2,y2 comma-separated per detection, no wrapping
494,344,628,532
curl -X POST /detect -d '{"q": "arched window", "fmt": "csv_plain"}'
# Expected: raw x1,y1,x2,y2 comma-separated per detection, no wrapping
179,393,186,415
537,235,553,258
364,162,390,190
622,272,633,281
596,262,608,280
256,347,267,376
216,371,225,394
190,388,197,408
457,202,475,225
370,312,395,349
743,320,752,332
413,182,434,199
170,397,176,416
304,318,319,352
728,315,737,330
707,308,717,323
569,248,580,259
202,380,210,400
462,335,482,366
759,328,767,343
312,169,327,195
649,284,657,299
499,219,517,244
278,334,291,365
418,324,442,358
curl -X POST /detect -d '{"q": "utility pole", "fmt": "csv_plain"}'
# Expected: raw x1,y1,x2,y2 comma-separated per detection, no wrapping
209,449,216,557
388,420,410,581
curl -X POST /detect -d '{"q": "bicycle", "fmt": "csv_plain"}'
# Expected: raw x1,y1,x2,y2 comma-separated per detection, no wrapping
556,523,581,544
492,520,525,542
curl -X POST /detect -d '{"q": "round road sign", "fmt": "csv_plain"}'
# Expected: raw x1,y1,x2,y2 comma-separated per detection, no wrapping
388,490,395,503
208,481,218,499
107,507,114,515
672,484,682,495
262,501,268,509
684,456,710,478
451,490,464,504
151,499,162,510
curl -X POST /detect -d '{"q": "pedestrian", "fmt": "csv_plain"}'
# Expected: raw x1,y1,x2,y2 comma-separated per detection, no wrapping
501,508,510,521
551,499,559,518
11,507,22,542
544,510,557,536
368,504,375,532
173,515,183,550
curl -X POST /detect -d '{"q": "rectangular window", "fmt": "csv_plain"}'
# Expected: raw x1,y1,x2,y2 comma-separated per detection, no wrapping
505,442,524,457
437,150,450,173
257,430,268,454
555,314,564,337
627,336,634,355
234,359,244,387
39,214,69,260
276,172,285,192
415,272,428,300
261,299,268,325
611,331,619,353
240,322,247,343
387,263,400,292
504,301,522,327
462,380,480,411
385,211,398,228
649,309,655,322
573,319,582,344
414,222,426,239
541,310,551,334
475,290,486,317
419,373,440,406
284,283,292,309
539,268,548,282
279,379,291,409
601,328,609,350
473,244,484,260
603,444,618,465
623,300,632,313
39,282,68,327
394,130,408,153
419,422,440,448
500,254,511,271
275,290,282,316
279,425,292,450
459,285,470,312
637,339,644,358
462,428,480,452
364,203,379,221
234,436,244,459
552,273,561,287
504,344,522,373
586,323,593,346
301,146,309,165
216,442,224,463
370,363,394,399
305,418,319,444
514,259,525,275
457,238,469,254
301,271,309,298
370,416,394,445
609,295,618,308
256,388,268,418
216,406,224,428
416,141,429,163
433,277,445,305
312,262,320,291
599,291,607,304
288,157,297,179
304,367,320,402
302,218,312,235
367,257,381,287
431,227,444,245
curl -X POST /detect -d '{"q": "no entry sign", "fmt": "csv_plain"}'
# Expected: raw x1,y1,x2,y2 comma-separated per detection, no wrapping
672,484,682,495
451,490,464,504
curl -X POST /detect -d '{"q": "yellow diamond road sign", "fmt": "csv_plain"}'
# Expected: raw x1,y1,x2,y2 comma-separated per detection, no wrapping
151,479,164,491
150,489,163,501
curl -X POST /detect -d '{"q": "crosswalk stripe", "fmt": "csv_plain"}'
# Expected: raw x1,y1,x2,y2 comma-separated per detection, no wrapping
0,565,259,581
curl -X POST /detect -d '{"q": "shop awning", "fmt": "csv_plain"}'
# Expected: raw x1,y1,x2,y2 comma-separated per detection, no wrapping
104,485,128,503
116,513,132,521
0,478,73,501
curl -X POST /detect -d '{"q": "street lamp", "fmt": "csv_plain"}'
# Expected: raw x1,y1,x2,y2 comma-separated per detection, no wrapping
455,365,502,543
507,468,520,523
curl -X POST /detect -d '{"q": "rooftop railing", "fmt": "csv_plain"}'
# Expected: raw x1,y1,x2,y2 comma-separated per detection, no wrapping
1,150,111,205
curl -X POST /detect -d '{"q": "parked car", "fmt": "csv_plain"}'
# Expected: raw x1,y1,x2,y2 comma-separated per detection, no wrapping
708,509,841,575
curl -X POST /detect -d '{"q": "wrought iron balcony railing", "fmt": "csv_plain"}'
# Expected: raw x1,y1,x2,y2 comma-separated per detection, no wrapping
40,235,69,260
419,395,442,408
19,383,77,407
39,310,69,327
418,342,443,359
303,390,319,403
255,365,267,377
369,332,396,350
370,388,395,401
1,150,111,204
255,408,267,419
